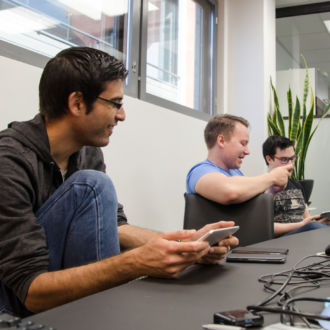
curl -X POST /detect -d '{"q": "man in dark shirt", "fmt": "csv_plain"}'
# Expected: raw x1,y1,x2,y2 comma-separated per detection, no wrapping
0,47,238,317
263,135,329,236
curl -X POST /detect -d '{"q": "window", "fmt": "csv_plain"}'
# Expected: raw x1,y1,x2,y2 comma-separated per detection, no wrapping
0,0,130,62
0,0,216,117
141,0,216,115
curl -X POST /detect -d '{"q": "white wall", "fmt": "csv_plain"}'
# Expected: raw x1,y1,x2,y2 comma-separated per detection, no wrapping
0,55,40,129
219,0,276,177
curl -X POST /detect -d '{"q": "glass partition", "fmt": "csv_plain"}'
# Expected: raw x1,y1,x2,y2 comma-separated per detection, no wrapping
276,10,330,116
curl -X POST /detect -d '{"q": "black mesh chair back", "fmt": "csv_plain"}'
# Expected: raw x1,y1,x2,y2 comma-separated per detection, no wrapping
183,193,274,246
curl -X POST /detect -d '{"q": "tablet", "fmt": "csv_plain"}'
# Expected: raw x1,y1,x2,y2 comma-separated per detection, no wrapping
198,226,239,246
320,211,330,219
231,246,288,255
226,252,286,264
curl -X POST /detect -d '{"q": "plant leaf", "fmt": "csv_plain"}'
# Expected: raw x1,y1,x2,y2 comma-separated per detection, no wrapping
287,88,293,137
269,79,286,136
301,55,309,124
271,79,280,113
267,113,282,136
298,91,314,180
289,97,301,142
275,107,286,136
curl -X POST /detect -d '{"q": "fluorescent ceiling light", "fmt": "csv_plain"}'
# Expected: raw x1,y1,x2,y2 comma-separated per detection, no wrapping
324,20,330,34
148,3,159,12
58,0,128,20
0,7,57,34
58,0,102,20
103,0,128,17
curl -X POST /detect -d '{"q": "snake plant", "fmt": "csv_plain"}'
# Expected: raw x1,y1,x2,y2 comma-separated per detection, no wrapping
267,57,330,180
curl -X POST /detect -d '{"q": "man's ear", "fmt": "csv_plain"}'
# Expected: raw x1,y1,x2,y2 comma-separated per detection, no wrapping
67,91,84,116
216,134,226,147
265,155,272,165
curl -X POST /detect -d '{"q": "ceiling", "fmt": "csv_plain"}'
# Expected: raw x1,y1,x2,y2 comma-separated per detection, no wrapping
275,1,330,97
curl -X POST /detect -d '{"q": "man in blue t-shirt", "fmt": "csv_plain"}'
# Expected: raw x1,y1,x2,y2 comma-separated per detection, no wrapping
186,114,293,204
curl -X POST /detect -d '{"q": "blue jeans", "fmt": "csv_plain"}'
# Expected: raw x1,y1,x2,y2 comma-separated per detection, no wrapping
0,170,120,316
283,221,328,236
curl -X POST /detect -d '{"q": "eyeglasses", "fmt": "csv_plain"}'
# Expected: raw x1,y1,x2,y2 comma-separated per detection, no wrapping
97,96,123,110
273,155,296,164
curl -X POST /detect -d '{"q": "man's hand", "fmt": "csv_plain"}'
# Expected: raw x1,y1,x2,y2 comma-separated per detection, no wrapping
268,164,293,194
269,164,293,186
135,230,210,278
303,214,330,225
191,221,239,264
25,230,209,312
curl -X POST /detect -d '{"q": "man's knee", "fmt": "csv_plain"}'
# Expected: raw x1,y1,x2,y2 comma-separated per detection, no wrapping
68,170,115,194
69,169,111,183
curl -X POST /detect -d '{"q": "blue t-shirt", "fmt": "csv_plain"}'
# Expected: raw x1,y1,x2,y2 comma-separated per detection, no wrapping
186,159,244,194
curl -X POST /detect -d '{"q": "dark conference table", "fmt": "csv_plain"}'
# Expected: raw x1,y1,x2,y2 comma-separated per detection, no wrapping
28,227,330,330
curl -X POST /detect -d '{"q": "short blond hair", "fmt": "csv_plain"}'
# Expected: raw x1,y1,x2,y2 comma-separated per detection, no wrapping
204,114,249,149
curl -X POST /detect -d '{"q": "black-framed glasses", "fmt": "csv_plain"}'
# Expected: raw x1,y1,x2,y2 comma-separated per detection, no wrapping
97,96,123,110
273,155,296,164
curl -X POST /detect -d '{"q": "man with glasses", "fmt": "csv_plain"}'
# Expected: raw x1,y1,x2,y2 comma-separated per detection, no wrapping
263,135,329,236
0,47,238,317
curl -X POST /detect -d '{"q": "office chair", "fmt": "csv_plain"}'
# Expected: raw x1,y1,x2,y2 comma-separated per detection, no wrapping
183,193,274,246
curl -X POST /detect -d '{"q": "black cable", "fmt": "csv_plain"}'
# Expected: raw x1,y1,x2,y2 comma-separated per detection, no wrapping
256,257,304,306
256,255,329,306
283,297,330,326
278,283,320,305
283,297,330,310
296,270,330,279
246,255,330,327
247,304,330,322
258,258,330,282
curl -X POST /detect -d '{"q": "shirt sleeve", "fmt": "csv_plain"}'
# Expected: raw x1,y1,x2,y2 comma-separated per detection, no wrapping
117,203,128,226
186,162,221,194
0,147,49,305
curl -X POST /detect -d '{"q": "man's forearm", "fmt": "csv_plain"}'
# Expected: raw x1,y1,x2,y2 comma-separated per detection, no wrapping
196,172,274,204
25,230,209,313
118,224,160,249
274,222,303,236
25,248,143,313
222,173,275,203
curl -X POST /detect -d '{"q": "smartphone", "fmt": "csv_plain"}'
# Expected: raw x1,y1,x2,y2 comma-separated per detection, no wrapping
320,211,330,219
214,309,264,327
231,246,288,255
198,226,239,246
226,252,286,264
